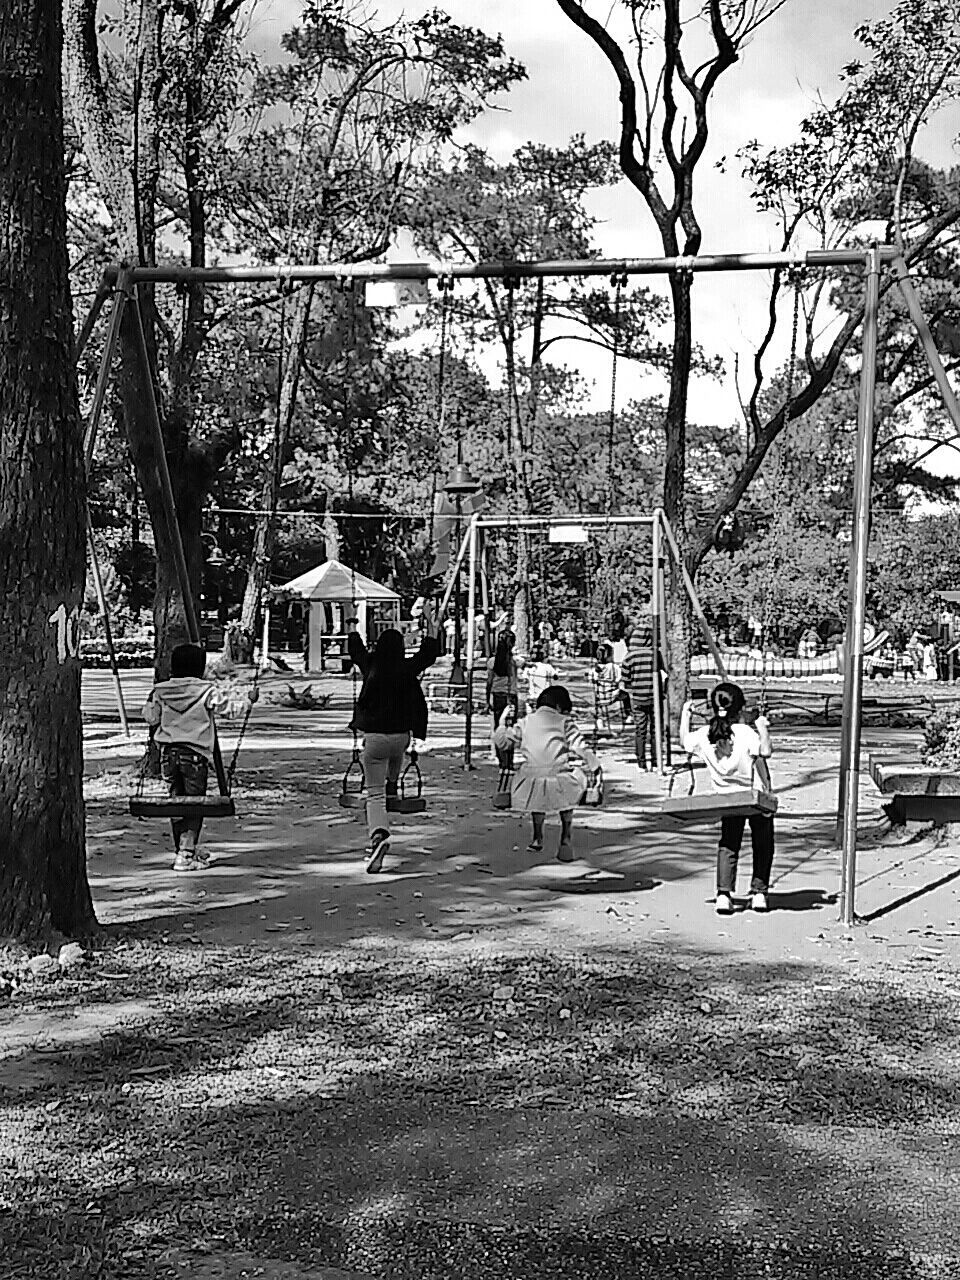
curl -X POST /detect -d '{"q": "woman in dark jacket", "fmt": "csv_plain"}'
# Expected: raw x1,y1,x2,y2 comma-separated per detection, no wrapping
347,607,440,873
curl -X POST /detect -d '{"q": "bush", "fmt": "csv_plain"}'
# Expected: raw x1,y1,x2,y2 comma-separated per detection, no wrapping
921,705,960,771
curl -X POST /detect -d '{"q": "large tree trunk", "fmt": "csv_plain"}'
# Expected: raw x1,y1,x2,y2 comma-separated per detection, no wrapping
0,0,96,939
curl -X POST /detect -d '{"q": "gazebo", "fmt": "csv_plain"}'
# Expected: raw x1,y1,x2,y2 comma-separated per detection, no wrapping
279,559,401,671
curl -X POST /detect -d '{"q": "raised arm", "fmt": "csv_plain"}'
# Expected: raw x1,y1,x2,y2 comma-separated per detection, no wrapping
679,699,697,753
755,714,773,759
141,692,161,726
493,702,522,751
346,625,371,676
408,598,440,675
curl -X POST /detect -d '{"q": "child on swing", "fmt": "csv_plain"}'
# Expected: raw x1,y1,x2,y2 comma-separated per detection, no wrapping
494,685,601,863
680,681,774,915
141,643,259,872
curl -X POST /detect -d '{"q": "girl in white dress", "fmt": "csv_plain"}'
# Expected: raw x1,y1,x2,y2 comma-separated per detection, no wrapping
494,685,601,862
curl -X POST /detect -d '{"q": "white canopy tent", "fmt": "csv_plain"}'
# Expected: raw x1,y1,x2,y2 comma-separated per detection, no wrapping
278,559,401,671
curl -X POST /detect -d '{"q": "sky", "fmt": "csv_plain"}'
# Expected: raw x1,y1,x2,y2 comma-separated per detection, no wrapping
246,0,960,470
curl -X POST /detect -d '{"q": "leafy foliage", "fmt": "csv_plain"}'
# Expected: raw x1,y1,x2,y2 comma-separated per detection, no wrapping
922,704,960,771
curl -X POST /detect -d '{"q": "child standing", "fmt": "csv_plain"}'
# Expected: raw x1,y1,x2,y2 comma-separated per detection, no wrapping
494,685,601,863
621,621,658,771
590,643,622,736
680,682,774,914
486,633,519,768
522,644,559,712
141,644,259,872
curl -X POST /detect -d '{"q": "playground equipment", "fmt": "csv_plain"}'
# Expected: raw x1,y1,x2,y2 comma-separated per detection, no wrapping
79,243,960,927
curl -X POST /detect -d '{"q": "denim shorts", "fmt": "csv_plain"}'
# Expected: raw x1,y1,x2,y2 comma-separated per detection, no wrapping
160,745,209,797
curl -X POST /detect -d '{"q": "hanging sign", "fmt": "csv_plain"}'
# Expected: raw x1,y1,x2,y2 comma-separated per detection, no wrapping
548,524,589,544
364,279,430,308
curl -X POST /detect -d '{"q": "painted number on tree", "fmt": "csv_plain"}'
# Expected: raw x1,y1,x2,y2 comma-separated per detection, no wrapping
48,603,81,663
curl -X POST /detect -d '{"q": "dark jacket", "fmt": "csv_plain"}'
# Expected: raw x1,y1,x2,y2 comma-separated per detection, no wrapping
347,631,439,740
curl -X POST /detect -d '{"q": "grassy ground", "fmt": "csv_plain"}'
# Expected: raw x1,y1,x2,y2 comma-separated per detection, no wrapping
5,671,960,1278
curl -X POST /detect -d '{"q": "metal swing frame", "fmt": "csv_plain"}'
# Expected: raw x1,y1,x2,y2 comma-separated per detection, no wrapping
80,243,959,925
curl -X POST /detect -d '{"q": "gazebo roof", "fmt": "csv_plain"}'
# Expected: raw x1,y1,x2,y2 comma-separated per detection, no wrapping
278,559,400,603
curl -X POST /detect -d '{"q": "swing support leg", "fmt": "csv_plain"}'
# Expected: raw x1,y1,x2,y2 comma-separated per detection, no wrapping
651,510,665,773
464,515,479,770
128,284,231,798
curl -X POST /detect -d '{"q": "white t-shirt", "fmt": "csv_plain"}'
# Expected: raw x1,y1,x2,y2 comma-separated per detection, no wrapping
683,723,763,793
526,660,558,702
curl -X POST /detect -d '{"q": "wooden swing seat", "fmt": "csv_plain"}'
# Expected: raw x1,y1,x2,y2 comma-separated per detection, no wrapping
129,795,236,819
338,791,365,809
492,791,512,809
660,789,778,822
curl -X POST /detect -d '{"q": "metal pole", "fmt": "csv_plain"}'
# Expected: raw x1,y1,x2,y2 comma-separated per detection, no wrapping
437,526,472,617
659,514,729,680
75,276,111,364
86,522,130,736
84,277,129,468
129,287,229,795
838,245,882,928
464,516,479,770
892,256,960,434
651,510,665,773
115,246,900,288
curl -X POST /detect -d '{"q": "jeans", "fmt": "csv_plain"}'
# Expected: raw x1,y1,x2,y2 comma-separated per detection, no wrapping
717,813,775,895
161,745,208,849
634,703,655,769
363,731,410,837
491,693,517,769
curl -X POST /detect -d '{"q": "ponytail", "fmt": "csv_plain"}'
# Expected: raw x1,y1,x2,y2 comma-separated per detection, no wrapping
708,681,746,746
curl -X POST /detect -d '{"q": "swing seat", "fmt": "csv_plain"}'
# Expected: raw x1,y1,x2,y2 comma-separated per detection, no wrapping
387,795,427,814
386,754,427,813
492,790,512,809
338,790,366,809
660,789,778,822
129,795,236,819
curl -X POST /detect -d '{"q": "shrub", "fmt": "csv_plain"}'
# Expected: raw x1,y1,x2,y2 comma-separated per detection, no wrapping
921,705,960,771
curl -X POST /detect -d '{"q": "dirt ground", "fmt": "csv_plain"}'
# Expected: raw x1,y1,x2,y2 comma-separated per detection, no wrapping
4,670,960,1279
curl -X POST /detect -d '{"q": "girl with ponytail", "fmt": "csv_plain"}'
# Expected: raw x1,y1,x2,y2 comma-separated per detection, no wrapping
680,682,775,916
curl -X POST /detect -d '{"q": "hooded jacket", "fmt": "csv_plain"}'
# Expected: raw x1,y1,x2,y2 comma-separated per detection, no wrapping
142,677,229,762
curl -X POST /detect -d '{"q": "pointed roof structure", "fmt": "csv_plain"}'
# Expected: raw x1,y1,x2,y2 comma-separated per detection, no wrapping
278,558,399,603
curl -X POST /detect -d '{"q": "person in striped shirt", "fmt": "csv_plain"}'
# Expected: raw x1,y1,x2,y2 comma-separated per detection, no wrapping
621,620,658,771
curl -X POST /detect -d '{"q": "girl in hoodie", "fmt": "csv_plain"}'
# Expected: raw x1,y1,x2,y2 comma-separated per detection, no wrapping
141,644,259,871
494,685,601,863
346,604,440,874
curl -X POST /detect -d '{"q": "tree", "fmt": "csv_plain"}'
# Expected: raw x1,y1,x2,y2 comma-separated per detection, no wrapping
65,0,256,671
222,1,524,658
408,138,674,647
0,0,95,936
555,0,960,710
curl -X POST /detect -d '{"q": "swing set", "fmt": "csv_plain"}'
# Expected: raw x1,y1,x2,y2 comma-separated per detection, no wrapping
78,241,960,924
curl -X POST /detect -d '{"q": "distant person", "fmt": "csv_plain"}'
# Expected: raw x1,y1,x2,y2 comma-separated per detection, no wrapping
522,644,559,712
622,621,658,771
142,644,259,872
922,636,939,682
486,633,519,770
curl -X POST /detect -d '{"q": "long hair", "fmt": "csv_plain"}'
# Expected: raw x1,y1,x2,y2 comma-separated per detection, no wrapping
361,628,407,702
492,635,512,677
708,681,746,747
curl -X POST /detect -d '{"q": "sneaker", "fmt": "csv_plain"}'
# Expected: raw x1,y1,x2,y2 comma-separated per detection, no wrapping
366,829,390,875
527,838,543,852
715,892,734,915
173,852,195,872
557,843,575,863
192,848,209,867
751,891,769,912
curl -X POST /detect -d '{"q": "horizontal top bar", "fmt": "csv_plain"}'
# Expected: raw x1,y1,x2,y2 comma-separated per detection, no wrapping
473,514,655,528
107,247,897,288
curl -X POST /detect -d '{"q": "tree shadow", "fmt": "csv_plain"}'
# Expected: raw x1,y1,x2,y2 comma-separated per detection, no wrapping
3,948,959,1277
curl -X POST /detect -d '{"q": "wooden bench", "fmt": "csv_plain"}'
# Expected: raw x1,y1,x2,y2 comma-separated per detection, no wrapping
869,754,960,824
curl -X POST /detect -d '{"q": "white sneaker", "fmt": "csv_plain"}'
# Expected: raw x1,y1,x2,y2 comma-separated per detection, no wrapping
172,852,195,872
714,892,734,915
751,892,769,912
366,829,390,875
